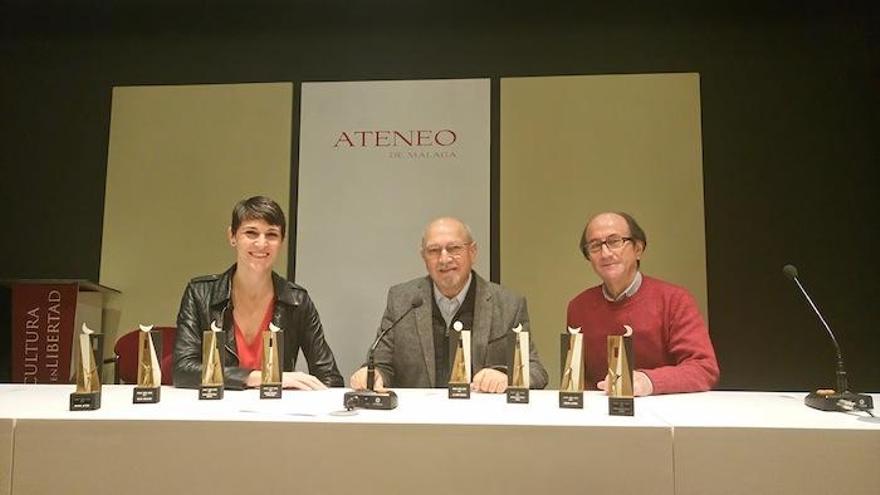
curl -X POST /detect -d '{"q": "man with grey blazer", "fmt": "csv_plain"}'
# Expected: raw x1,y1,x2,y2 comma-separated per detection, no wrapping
350,217,548,392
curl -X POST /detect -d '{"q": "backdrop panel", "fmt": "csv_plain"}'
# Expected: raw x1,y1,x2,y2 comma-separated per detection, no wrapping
297,79,490,380
500,73,707,388
100,83,292,354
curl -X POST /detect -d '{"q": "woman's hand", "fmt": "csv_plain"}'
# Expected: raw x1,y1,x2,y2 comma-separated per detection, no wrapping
247,370,327,390
281,371,327,390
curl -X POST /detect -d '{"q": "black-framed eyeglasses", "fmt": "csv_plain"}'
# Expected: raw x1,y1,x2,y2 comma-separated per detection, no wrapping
586,235,633,254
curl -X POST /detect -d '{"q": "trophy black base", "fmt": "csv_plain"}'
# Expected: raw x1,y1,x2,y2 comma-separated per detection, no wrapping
343,390,398,410
199,385,224,400
70,391,101,411
507,387,529,404
133,386,161,403
805,390,874,412
260,384,282,399
609,397,634,416
559,391,583,409
448,382,470,399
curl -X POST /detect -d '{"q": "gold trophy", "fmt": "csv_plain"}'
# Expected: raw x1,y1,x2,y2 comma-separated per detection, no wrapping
607,325,634,416
133,324,162,403
69,323,102,410
260,322,283,399
507,323,530,404
448,321,471,399
559,326,584,408
199,320,225,400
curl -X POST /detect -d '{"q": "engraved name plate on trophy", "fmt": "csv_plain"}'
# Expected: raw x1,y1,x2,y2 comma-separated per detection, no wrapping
559,326,584,409
608,325,634,416
199,320,225,400
448,321,471,399
507,323,530,404
260,322,283,399
133,324,162,403
70,323,102,411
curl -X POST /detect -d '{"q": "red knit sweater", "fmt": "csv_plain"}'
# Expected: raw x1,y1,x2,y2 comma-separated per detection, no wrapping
566,275,719,394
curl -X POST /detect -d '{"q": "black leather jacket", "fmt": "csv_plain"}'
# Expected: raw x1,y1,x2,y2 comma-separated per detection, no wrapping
173,265,343,389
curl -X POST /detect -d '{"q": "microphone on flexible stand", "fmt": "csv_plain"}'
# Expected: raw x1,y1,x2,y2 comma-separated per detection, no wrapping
782,264,873,414
343,296,423,410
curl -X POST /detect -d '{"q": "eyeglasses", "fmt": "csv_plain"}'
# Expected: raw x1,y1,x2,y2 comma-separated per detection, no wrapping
423,243,472,259
586,235,633,254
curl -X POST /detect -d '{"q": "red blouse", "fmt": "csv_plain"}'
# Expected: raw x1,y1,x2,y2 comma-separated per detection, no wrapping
233,300,275,370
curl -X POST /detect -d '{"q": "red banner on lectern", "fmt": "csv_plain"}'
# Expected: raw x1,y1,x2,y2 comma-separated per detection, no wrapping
11,284,77,383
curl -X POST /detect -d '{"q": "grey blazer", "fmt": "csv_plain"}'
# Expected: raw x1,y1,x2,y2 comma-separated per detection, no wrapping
371,273,548,389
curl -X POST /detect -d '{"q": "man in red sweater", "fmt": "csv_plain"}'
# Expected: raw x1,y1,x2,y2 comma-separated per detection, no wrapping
567,212,719,396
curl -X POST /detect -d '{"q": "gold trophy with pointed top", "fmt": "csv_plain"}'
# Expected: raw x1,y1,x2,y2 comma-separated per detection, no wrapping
199,320,225,400
507,323,530,404
448,321,471,399
608,325,634,416
70,323,102,410
559,326,584,408
133,324,162,403
260,322,283,399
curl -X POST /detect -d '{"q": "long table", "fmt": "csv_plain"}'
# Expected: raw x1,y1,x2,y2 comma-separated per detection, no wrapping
643,391,880,495
0,385,876,495
0,385,673,495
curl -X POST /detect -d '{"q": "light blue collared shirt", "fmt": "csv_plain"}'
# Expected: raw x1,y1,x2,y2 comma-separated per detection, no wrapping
433,273,473,327
603,271,643,302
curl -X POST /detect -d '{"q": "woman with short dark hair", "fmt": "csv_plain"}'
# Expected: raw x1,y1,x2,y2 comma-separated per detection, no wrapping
173,196,343,389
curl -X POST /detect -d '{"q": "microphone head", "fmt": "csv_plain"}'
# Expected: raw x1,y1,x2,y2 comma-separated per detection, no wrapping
782,264,799,280
411,296,424,308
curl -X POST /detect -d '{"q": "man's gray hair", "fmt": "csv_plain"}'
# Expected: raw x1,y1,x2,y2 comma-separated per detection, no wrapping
420,217,475,248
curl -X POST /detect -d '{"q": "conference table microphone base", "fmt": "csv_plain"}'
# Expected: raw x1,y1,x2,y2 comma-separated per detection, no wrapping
805,389,873,413
344,389,399,410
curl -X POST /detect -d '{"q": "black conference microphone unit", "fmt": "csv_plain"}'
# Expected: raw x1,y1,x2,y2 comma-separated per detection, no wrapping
782,264,874,414
343,296,423,410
